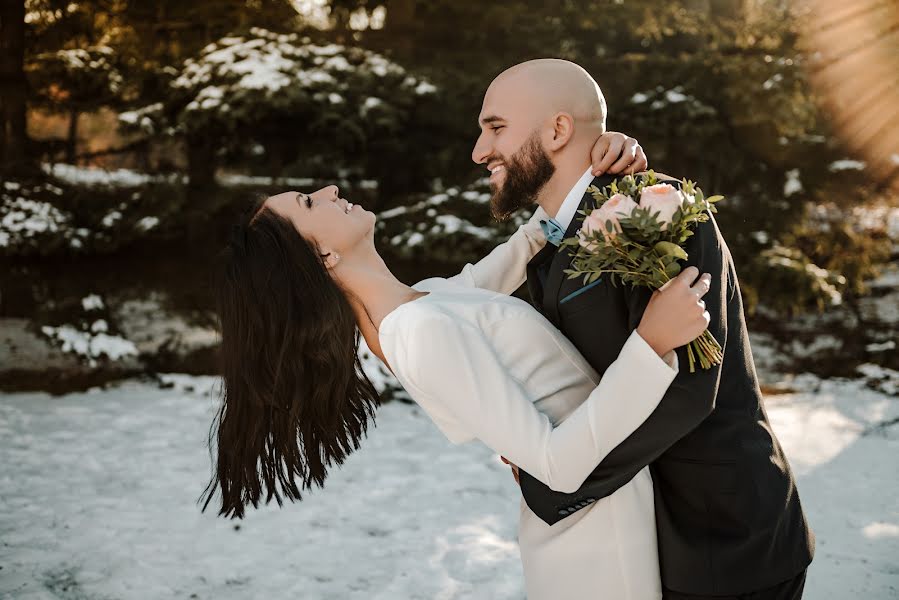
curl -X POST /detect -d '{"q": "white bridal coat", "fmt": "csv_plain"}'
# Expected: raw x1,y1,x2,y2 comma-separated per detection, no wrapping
378,209,676,600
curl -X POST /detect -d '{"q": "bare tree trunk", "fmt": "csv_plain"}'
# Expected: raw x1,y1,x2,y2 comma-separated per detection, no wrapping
66,109,79,164
0,0,28,171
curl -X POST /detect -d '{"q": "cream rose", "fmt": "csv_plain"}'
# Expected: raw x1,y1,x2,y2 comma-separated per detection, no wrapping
639,183,685,230
579,193,638,247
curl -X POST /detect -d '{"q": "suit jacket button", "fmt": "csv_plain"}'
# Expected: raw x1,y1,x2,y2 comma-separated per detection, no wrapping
587,498,596,502
558,509,569,515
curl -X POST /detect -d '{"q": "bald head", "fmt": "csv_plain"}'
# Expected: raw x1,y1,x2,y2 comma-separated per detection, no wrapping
472,59,609,218
485,59,607,130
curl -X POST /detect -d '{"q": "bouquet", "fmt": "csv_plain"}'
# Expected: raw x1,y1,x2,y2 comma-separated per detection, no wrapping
560,171,724,372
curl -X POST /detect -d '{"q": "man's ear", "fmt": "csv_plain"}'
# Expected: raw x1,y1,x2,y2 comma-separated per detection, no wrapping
546,112,575,151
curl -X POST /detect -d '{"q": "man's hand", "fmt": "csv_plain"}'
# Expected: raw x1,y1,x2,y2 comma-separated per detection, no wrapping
590,131,647,176
500,456,520,486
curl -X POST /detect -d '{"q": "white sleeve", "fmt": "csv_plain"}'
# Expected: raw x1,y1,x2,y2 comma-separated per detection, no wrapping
446,206,549,294
403,315,678,493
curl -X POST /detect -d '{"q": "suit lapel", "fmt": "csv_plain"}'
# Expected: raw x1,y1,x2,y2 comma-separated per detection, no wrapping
542,175,613,325
526,242,558,313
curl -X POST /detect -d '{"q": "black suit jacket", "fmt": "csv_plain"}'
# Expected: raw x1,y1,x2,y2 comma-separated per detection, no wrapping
520,175,814,596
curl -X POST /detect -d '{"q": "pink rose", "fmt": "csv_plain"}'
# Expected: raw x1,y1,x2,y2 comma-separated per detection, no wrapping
579,193,637,248
639,183,685,230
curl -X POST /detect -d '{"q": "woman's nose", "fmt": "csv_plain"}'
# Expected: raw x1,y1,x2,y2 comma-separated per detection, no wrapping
325,185,339,200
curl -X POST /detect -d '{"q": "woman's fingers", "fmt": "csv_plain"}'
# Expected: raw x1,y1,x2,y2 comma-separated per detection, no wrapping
630,143,648,174
607,138,638,174
592,133,625,175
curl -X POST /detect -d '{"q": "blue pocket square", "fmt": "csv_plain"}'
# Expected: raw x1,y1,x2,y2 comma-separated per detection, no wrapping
560,279,602,304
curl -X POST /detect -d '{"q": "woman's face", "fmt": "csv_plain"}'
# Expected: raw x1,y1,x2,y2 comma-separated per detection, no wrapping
264,185,376,262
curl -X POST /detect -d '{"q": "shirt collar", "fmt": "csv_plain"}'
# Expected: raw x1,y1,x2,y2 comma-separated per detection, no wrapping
552,167,595,231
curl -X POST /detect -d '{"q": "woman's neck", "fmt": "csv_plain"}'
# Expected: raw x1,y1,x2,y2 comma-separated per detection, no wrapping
334,250,425,370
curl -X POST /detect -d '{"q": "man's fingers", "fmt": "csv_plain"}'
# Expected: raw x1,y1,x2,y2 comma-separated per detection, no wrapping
593,134,624,175
691,273,712,298
673,266,700,289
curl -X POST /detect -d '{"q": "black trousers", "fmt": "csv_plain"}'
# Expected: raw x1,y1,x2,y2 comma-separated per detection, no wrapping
663,570,807,600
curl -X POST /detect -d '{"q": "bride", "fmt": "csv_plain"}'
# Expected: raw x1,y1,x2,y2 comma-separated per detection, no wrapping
203,184,711,599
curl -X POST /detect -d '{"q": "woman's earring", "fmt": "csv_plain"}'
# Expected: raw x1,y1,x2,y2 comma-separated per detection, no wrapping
333,253,340,262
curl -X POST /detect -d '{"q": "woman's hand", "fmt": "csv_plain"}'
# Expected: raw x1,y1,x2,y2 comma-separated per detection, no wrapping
637,266,712,358
590,131,648,176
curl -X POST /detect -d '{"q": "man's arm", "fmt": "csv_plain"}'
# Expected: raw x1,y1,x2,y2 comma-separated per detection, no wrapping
519,214,730,525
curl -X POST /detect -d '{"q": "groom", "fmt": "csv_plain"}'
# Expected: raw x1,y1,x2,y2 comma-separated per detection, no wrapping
472,59,814,599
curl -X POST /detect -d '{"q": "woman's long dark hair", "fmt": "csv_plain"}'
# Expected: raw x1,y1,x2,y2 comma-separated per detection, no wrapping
201,198,380,518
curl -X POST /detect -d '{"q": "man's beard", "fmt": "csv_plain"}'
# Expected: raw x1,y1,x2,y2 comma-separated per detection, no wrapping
489,132,556,221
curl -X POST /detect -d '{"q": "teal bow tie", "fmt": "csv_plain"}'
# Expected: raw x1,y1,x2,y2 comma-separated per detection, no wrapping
540,217,565,246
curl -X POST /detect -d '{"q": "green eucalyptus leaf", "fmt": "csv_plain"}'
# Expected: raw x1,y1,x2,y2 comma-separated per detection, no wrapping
654,241,689,260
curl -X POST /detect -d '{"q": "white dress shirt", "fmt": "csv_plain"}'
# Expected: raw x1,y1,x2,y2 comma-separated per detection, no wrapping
553,167,595,231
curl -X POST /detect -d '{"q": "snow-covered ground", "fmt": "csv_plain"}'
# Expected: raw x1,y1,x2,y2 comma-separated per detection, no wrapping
0,373,896,599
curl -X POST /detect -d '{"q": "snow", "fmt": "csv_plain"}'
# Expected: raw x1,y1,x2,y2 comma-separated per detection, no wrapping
789,334,842,359
216,174,316,187
362,96,384,114
853,204,899,241
663,89,689,103
630,92,650,104
358,337,399,395
628,86,713,114
0,371,895,599
136,216,160,232
828,159,866,172
101,209,123,228
36,164,354,191
762,73,784,90
40,324,138,365
856,364,899,396
415,81,437,95
0,188,90,251
156,28,435,128
432,215,494,240
461,190,491,203
1,197,64,235
43,163,183,188
750,230,769,244
865,340,896,353
784,168,803,197
81,294,104,311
